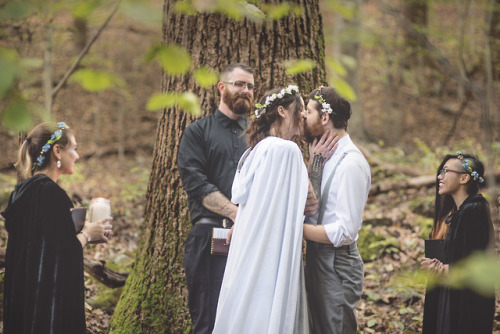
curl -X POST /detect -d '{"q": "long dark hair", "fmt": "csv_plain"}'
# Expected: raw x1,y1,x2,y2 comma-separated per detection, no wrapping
245,87,303,149
432,153,485,238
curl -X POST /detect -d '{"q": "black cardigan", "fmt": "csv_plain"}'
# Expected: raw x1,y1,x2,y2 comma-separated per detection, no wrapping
2,175,86,334
422,194,495,334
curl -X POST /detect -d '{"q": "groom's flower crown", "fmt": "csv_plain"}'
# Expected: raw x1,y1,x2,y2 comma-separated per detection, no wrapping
313,87,333,114
254,85,299,118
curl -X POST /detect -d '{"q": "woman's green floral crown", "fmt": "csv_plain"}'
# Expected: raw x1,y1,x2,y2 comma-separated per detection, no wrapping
456,151,484,183
32,122,69,170
313,88,333,114
254,85,299,118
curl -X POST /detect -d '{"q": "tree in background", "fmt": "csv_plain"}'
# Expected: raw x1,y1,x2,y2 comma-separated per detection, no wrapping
109,0,326,332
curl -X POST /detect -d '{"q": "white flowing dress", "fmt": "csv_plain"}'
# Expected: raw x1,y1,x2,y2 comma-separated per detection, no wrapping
212,136,309,334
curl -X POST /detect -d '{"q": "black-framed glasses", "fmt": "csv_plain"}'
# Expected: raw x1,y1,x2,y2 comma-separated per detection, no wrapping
438,168,466,177
223,81,255,91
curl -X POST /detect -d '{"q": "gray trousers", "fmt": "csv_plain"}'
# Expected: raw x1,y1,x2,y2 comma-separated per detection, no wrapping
305,241,364,334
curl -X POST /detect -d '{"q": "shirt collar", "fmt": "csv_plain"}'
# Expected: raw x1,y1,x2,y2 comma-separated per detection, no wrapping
215,109,247,130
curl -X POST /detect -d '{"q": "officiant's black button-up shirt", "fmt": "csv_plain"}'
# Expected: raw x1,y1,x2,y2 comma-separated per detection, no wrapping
178,109,248,224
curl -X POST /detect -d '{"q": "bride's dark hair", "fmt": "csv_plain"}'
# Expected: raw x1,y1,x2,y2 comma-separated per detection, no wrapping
245,87,302,149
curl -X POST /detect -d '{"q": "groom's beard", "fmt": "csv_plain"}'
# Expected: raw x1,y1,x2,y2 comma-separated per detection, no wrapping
223,89,253,115
303,118,324,143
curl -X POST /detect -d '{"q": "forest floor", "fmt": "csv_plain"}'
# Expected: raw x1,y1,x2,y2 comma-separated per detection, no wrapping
1,147,498,334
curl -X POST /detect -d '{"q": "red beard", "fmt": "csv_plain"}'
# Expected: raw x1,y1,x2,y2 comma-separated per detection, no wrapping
223,89,253,115
303,118,324,143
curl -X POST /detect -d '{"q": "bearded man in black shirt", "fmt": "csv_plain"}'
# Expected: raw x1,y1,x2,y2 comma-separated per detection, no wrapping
178,63,255,334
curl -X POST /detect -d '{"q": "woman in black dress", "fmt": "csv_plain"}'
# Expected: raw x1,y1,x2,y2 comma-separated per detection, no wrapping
1,122,113,333
421,152,495,334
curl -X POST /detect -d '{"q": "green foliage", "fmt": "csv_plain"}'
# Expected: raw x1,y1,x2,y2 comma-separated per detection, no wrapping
284,59,316,75
72,0,101,19
174,0,265,21
120,0,163,25
262,2,301,20
358,224,400,262
0,1,34,20
69,69,126,92
413,215,433,239
2,97,33,132
147,92,201,116
119,167,149,203
324,0,357,20
0,47,20,98
194,66,219,88
144,44,191,76
88,283,123,313
331,76,356,101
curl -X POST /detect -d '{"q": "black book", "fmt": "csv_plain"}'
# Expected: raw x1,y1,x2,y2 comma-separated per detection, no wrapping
424,239,447,264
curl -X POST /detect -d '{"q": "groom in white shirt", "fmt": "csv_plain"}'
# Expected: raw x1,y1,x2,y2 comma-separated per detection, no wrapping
302,86,371,334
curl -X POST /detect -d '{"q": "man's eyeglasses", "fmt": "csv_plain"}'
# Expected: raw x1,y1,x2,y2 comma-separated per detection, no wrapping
223,81,255,91
438,168,466,176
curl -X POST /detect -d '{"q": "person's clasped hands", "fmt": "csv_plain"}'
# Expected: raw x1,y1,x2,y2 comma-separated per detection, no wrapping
421,257,448,274
80,217,113,244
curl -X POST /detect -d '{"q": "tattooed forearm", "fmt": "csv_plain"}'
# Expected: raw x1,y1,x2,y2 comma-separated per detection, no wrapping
202,191,237,221
310,153,325,201
304,188,319,217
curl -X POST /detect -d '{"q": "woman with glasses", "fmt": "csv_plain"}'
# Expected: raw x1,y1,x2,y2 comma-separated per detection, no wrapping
421,152,495,334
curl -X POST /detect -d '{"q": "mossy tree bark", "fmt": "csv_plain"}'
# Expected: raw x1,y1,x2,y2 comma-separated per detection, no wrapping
109,0,326,333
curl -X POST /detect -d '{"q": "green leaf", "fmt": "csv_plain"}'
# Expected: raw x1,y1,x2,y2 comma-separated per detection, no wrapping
340,54,357,70
146,93,178,111
326,58,347,77
178,92,201,116
331,76,357,101
1,98,33,132
120,0,163,25
263,3,291,20
70,69,126,92
0,1,33,20
284,59,316,75
145,45,191,76
0,48,20,98
72,0,101,19
325,0,356,20
174,0,197,15
194,67,219,88
367,319,377,328
19,57,43,69
146,92,201,116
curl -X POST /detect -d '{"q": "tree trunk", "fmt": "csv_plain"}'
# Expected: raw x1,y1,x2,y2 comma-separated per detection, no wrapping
109,1,326,332
402,0,429,67
73,17,87,54
489,0,500,80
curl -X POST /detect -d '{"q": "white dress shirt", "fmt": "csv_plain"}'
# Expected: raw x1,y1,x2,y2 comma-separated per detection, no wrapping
305,134,371,247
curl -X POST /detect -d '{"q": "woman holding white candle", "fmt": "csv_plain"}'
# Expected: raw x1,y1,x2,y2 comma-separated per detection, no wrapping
1,122,112,334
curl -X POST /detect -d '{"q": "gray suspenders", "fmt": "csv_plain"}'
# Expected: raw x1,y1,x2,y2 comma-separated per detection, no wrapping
316,149,359,226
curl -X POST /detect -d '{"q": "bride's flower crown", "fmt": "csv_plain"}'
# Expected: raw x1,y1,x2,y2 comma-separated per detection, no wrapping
254,85,299,118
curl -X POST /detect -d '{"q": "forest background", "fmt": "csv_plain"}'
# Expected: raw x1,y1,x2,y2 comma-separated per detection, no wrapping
0,0,499,333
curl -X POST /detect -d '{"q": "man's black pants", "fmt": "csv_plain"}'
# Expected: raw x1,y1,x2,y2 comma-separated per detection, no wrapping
183,224,227,334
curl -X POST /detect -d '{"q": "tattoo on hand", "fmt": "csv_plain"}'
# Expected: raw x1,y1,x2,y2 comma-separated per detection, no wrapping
310,154,325,200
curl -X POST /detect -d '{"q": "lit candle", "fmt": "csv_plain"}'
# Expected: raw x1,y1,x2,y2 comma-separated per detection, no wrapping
89,198,111,223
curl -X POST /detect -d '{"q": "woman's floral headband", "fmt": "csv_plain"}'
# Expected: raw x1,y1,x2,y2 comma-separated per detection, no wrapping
254,85,300,118
32,122,69,170
314,88,333,114
456,151,484,183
